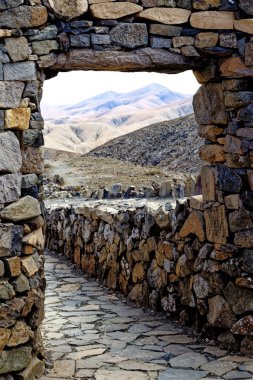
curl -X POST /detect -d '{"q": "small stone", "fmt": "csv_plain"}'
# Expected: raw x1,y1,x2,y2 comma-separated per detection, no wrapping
231,315,253,336
0,327,11,351
224,281,253,315
5,257,21,277
4,62,37,81
48,0,88,19
21,147,44,175
150,24,182,36
158,368,208,380
190,11,234,29
240,337,253,356
199,144,225,163
181,46,199,56
7,321,33,347
17,357,45,380
224,194,240,209
201,165,216,201
12,274,30,293
0,346,32,374
0,281,15,300
242,250,253,275
169,352,208,369
90,3,143,19
195,32,219,48
0,82,25,108
5,108,31,131
91,34,111,45
150,37,172,49
0,132,22,174
0,173,22,204
193,0,220,9
173,36,194,47
21,256,39,277
29,25,58,41
220,33,237,48
224,370,252,379
110,23,148,48
22,228,45,250
201,361,238,376
245,43,253,66
229,208,253,232
207,295,236,328
0,224,23,258
32,40,58,55
220,57,253,78
5,36,30,62
198,124,224,142
204,205,229,245
0,196,41,222
0,6,48,28
235,229,253,248
138,8,191,24
179,211,206,242
70,35,90,48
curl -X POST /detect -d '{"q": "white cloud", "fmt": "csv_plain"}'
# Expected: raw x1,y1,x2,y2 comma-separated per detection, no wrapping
42,70,200,105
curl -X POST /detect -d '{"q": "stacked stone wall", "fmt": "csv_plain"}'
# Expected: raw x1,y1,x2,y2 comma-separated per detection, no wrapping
0,0,252,377
46,197,253,358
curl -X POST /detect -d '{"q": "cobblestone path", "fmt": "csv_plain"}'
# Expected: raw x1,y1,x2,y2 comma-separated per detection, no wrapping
41,252,253,380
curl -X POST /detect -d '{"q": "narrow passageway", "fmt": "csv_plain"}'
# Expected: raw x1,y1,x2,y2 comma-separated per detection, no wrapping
41,252,253,380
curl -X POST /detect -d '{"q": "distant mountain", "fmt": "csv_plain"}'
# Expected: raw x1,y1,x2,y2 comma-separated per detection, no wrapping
42,83,193,154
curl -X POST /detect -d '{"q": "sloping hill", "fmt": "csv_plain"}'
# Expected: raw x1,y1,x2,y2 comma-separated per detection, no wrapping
88,114,202,174
42,83,193,154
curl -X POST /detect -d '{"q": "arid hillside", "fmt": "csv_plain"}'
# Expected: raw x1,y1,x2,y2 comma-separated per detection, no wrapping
42,83,193,154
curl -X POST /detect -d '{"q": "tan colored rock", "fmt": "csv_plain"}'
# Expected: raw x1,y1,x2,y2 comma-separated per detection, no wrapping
245,43,253,67
22,228,44,250
0,6,48,28
207,295,236,328
0,328,11,351
0,30,11,38
198,125,224,142
90,2,143,19
204,205,229,245
190,11,234,29
199,144,225,163
5,257,21,277
224,194,240,209
132,263,145,283
48,0,88,19
5,108,31,131
173,36,194,47
7,321,33,347
234,19,253,34
5,36,30,62
149,24,182,36
193,0,220,9
0,196,41,222
190,195,204,210
21,256,39,277
220,57,253,78
179,211,206,242
195,32,218,48
138,8,191,24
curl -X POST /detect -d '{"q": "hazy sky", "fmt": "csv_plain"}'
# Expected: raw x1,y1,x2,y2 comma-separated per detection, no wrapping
42,70,200,106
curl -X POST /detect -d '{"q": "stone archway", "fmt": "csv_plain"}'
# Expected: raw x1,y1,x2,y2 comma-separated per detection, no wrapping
0,0,253,377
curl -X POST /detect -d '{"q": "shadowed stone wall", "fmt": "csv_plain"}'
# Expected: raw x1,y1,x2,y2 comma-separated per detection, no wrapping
0,0,252,377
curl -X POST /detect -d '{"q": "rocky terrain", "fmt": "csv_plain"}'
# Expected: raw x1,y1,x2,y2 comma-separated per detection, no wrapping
42,84,193,154
43,113,201,200
89,113,202,174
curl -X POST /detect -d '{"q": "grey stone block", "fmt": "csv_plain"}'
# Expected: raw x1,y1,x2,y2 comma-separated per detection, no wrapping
3,62,37,81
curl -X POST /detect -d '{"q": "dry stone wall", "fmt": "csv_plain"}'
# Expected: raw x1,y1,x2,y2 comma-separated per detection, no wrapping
0,0,252,378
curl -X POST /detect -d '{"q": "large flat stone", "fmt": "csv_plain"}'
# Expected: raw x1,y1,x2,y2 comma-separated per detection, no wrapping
0,173,22,204
0,81,25,108
0,131,22,174
158,368,208,380
190,11,234,29
169,352,208,369
138,8,191,24
0,6,48,28
0,195,41,222
90,3,143,19
4,62,37,81
48,0,88,19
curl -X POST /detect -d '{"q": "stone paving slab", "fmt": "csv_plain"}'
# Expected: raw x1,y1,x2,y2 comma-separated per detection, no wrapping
42,252,253,380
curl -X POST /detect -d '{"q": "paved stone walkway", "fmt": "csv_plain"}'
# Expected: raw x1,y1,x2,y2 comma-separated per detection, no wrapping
41,252,253,380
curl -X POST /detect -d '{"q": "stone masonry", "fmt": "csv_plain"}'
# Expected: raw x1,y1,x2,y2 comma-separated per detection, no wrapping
0,0,252,378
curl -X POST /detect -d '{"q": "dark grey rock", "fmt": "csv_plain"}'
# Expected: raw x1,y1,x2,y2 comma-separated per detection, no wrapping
0,0,24,10
3,62,37,81
0,173,22,204
0,132,22,174
21,174,38,189
242,249,253,274
150,37,172,49
12,273,30,293
0,224,23,257
224,281,253,315
91,34,111,45
217,165,242,193
22,130,44,147
29,25,58,41
239,0,253,14
70,34,90,48
238,104,253,125
110,23,148,48
229,208,253,232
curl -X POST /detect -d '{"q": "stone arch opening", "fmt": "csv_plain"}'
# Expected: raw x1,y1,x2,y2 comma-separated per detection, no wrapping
0,0,253,378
